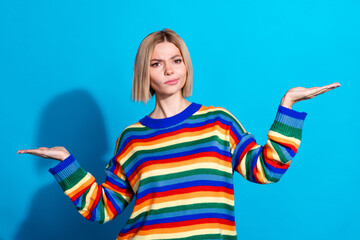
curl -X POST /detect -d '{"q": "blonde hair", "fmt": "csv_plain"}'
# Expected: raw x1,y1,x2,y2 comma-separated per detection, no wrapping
132,28,193,103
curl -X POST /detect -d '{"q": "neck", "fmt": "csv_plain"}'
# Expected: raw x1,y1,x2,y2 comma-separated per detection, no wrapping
149,92,191,119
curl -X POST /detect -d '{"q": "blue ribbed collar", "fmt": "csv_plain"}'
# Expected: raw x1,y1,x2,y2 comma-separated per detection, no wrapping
139,102,202,129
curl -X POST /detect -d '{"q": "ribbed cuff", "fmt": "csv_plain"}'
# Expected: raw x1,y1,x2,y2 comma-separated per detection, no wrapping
278,105,307,120
270,105,307,138
49,154,81,183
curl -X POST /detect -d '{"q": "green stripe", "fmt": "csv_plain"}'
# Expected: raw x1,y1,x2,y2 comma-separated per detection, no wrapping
190,109,245,134
127,202,234,224
260,153,281,183
269,140,289,164
244,149,254,181
123,125,150,134
270,121,302,139
122,135,230,169
79,188,90,210
99,196,105,223
115,126,150,153
113,191,129,207
59,168,88,191
140,168,232,188
162,234,237,240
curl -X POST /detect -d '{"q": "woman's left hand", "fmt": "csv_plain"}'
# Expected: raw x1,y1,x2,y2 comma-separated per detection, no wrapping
280,82,341,109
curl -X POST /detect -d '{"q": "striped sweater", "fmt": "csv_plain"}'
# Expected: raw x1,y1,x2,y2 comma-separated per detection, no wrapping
49,102,307,239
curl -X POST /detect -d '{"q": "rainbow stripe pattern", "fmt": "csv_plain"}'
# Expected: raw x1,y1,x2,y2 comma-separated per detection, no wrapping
49,102,307,239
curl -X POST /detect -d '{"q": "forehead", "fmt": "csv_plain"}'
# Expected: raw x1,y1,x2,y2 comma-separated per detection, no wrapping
151,42,181,58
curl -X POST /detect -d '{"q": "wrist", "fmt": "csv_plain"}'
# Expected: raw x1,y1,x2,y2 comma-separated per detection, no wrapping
280,95,294,109
60,152,70,161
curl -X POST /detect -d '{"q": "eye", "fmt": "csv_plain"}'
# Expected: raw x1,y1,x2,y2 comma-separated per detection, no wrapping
174,59,182,63
151,62,160,67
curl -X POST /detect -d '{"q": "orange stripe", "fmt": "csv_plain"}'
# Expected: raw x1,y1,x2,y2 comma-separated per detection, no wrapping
102,190,115,220
68,177,95,200
102,182,133,199
116,123,228,166
133,190,234,213
143,155,230,172
268,135,299,150
130,154,231,187
137,222,235,236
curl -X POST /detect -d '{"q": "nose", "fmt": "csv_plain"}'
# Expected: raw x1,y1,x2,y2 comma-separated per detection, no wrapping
164,63,174,75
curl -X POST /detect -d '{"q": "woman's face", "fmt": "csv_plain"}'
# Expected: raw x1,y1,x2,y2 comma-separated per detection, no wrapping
149,41,187,98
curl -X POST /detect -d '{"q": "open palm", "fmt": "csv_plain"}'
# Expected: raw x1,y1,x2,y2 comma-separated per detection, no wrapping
17,147,70,161
281,82,341,108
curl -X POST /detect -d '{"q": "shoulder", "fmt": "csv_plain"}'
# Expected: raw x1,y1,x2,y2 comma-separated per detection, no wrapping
117,122,147,140
114,122,147,155
196,104,246,133
195,104,238,122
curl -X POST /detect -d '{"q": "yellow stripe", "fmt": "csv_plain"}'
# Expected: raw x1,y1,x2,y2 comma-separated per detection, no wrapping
119,129,229,166
267,130,300,147
123,228,236,239
131,196,234,220
265,140,281,161
101,188,111,223
142,161,231,180
255,160,269,184
79,182,97,217
64,173,93,196
133,159,231,193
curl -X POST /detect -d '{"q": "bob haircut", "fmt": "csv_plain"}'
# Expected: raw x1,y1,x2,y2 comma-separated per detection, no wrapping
132,28,193,103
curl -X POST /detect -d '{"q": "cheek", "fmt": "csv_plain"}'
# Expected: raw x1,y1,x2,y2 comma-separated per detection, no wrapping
178,65,187,78
149,69,161,83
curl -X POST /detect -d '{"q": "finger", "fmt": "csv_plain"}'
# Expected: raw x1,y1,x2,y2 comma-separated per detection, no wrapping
328,82,341,87
309,88,331,97
321,82,341,89
17,149,35,154
317,84,341,94
308,86,338,98
19,149,44,156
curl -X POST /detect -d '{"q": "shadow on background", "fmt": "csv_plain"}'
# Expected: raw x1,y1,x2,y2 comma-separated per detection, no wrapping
16,90,135,240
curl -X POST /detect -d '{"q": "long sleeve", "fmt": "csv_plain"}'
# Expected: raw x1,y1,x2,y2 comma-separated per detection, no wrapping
49,135,134,224
229,105,307,184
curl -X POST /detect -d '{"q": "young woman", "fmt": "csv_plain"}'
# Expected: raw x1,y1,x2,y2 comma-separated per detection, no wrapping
18,29,340,239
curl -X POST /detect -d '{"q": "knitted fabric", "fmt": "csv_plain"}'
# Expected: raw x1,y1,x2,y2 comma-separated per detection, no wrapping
49,102,307,239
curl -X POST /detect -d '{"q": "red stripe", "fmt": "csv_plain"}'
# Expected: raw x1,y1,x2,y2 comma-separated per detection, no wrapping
280,141,298,153
116,120,228,162
229,130,239,146
136,185,233,206
123,217,234,235
105,180,130,195
263,147,290,170
238,141,256,162
88,185,102,215
105,193,117,216
252,164,260,184
71,179,95,201
128,151,231,182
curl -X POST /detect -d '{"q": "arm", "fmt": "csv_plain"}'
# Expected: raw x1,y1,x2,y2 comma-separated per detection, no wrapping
230,105,306,184
230,82,340,183
18,135,134,224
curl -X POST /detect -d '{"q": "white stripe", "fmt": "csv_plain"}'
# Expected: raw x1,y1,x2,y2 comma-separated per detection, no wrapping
119,129,228,166
132,228,236,239
131,196,234,219
64,172,93,196
268,130,301,146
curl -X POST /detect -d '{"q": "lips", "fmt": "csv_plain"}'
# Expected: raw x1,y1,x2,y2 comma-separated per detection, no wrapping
164,79,179,85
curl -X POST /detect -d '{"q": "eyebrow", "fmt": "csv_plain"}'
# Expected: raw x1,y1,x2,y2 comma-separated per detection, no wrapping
150,55,182,62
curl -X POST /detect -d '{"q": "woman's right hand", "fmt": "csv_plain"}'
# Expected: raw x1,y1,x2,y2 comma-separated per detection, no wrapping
17,146,70,161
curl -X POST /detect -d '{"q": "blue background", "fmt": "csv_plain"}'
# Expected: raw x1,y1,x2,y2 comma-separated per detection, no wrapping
1,0,359,239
